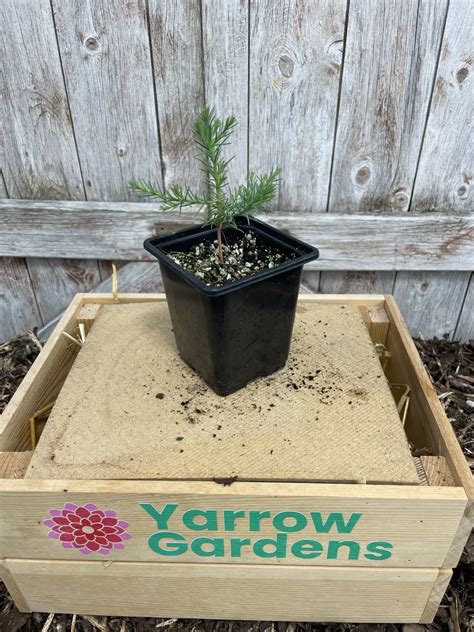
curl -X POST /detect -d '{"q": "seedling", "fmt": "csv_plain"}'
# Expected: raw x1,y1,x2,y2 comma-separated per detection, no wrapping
130,107,280,264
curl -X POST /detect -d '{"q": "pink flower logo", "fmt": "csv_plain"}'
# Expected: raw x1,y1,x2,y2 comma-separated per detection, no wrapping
43,502,132,555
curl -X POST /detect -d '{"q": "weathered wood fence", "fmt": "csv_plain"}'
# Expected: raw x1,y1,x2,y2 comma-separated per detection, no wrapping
1,0,473,342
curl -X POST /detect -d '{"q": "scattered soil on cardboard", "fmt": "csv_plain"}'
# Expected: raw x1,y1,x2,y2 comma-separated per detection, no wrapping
0,335,472,631
25,303,418,484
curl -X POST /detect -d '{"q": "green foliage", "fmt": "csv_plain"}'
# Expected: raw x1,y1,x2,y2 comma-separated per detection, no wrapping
130,107,280,230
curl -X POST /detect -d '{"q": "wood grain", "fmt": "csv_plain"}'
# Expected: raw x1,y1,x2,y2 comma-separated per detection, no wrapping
455,274,474,341
249,0,346,211
148,0,204,189
384,295,474,501
393,272,471,339
320,272,395,294
0,479,467,568
0,563,30,613
0,0,83,200
92,261,163,294
420,456,456,487
26,259,101,325
411,0,474,211
0,259,43,342
329,0,448,212
0,177,43,342
0,294,84,451
0,452,33,479
4,559,444,622
202,0,248,187
420,569,453,623
76,304,101,335
51,0,161,201
1,202,472,270
37,262,163,340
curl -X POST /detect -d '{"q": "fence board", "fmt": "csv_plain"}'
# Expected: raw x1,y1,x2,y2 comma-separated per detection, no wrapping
0,174,42,342
202,0,248,187
300,272,321,293
319,272,395,294
148,0,204,189
0,0,83,200
328,0,448,212
0,259,43,342
411,0,473,211
393,272,471,339
50,0,161,201
454,275,474,341
36,262,163,340
249,0,346,212
0,201,472,270
26,259,101,325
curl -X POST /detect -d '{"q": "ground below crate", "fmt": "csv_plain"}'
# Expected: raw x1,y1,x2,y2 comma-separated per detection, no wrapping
26,301,418,484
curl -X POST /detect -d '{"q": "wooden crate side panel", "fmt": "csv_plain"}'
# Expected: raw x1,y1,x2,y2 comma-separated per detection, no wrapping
82,293,387,306
0,562,31,613
5,559,441,622
384,295,473,499
0,481,466,568
0,294,85,451
420,569,452,623
383,295,473,567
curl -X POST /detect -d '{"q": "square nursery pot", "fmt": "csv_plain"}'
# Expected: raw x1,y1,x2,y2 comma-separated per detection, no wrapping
144,217,319,395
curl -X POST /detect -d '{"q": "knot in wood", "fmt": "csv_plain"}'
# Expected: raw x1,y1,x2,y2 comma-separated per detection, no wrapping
327,40,343,65
391,189,409,210
457,185,468,199
355,165,371,186
278,55,294,78
85,36,100,52
456,67,468,84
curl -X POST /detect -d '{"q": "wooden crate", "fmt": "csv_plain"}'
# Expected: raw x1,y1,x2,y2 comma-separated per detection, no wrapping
0,293,472,623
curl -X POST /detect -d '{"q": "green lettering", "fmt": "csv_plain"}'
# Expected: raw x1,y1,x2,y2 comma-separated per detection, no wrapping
291,539,323,559
273,511,308,532
327,540,360,560
140,503,178,530
191,537,225,557
364,541,393,561
224,510,246,531
311,512,362,533
230,538,252,557
253,533,287,558
249,510,271,531
182,509,218,531
148,531,187,556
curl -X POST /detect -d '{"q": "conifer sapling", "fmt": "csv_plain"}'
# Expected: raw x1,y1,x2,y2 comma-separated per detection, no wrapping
130,107,280,265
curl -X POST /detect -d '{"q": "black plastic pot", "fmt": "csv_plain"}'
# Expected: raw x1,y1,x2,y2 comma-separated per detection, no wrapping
144,217,319,396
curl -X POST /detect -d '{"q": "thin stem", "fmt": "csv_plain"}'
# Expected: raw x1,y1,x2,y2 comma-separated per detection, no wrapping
217,225,224,264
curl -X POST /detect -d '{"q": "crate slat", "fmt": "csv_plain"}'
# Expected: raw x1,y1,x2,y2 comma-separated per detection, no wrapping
5,559,444,623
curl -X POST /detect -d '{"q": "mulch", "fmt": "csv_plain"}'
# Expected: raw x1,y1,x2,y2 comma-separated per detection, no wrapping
0,333,472,632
